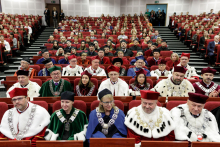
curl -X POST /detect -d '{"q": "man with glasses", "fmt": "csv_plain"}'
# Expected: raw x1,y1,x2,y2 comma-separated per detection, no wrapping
14,57,37,79
58,50,71,64
38,58,54,76
151,66,195,97
36,49,56,64
62,55,84,76
7,70,40,101
127,56,151,78
0,88,50,146
85,56,106,76
98,65,129,96
125,90,175,147
39,66,73,97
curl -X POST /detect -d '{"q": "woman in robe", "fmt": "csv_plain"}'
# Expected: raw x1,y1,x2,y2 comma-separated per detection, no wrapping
166,53,180,70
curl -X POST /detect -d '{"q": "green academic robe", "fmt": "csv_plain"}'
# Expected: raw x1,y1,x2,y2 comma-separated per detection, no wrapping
39,79,73,97
48,107,88,140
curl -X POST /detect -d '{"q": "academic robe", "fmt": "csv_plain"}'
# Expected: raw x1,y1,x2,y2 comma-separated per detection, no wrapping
119,67,126,76
39,79,73,97
144,49,153,56
99,57,111,64
105,52,114,56
193,80,220,96
127,67,151,78
87,51,98,56
58,58,69,64
6,81,40,101
171,103,220,142
36,58,56,64
14,67,37,79
77,59,91,65
173,63,199,79
86,107,127,140
121,58,130,65
0,102,50,147
129,83,152,96
74,84,97,96
125,105,175,146
147,58,162,67
38,68,50,76
130,59,148,66
98,78,129,96
150,69,172,79
62,65,84,76
166,60,180,70
85,66,107,76
151,77,195,97
47,107,88,140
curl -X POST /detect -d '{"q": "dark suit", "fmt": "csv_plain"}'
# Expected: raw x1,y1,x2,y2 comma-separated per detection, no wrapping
158,46,169,51
114,49,133,57
87,51,98,56
52,10,58,28
65,46,75,51
105,52,114,56
129,45,143,51
44,9,50,26
59,12,65,20
207,41,220,65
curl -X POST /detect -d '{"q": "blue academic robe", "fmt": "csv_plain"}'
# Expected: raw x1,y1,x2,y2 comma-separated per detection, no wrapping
86,108,127,141
38,68,50,76
130,59,148,66
127,67,151,78
36,58,56,64
58,58,69,64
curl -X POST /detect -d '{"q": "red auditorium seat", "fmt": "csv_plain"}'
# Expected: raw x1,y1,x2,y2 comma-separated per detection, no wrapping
29,65,41,73
204,101,220,111
160,51,173,57
142,44,148,49
166,101,187,110
31,101,48,111
129,100,161,110
29,78,42,86
0,102,8,123
129,78,153,88
53,100,87,114
91,100,124,112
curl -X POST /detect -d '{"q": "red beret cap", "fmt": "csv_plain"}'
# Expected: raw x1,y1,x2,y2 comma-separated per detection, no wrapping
188,92,208,104
9,88,28,98
140,90,160,100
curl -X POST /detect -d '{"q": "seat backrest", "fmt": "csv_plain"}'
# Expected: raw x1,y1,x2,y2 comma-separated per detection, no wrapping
160,51,173,57
0,102,8,123
31,101,48,111
91,100,124,112
129,100,161,110
205,101,220,111
53,100,87,114
29,78,42,86
166,101,187,110
186,79,199,84
45,78,70,83
129,78,153,88
29,65,41,73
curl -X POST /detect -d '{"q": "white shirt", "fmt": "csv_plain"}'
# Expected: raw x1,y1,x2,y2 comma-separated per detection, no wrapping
0,40,11,51
24,26,32,34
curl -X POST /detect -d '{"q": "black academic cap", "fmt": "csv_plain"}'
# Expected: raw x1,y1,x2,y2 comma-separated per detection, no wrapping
112,58,123,65
98,88,112,100
41,49,49,54
16,70,29,76
22,57,30,64
64,49,71,54
89,42,95,47
41,58,52,64
61,91,75,101
153,49,160,53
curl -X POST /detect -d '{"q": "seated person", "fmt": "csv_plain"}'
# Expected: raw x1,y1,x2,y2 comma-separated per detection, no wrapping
207,35,220,66
65,41,75,50
112,58,126,76
86,89,127,141
48,35,56,43
77,51,91,65
62,55,84,76
87,43,98,56
117,29,128,40
147,49,162,67
38,58,54,76
125,90,175,147
98,65,129,96
104,45,114,56
58,50,71,64
96,49,111,64
14,57,37,79
56,47,65,56
166,53,180,70
6,70,40,101
74,70,97,96
127,57,151,78
59,36,67,44
78,40,88,50
129,69,153,96
39,66,73,97
85,56,107,76
143,41,152,52
193,67,220,97
130,54,148,66
51,41,59,50
158,40,168,51
129,39,142,51
45,91,88,141
150,59,172,79
151,66,195,97
171,92,220,142
36,49,56,64
174,53,199,79
115,40,134,57
144,43,157,56
70,48,80,56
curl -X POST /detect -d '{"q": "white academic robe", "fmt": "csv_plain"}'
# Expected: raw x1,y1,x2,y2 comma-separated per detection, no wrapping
6,81,41,101
85,66,107,76
0,102,50,140
171,103,220,142
172,63,199,79
151,77,195,97
62,65,84,76
150,69,172,79
98,78,129,97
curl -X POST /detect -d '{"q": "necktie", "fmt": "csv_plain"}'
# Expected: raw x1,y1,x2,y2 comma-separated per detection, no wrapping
55,83,58,86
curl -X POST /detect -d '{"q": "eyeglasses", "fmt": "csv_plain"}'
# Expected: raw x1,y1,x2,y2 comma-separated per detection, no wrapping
102,100,114,105
11,97,24,102
51,73,61,76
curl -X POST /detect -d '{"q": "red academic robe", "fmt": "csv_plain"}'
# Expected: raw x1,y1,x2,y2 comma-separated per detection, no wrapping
0,127,47,147
100,57,111,64
127,128,175,143
122,58,130,65
148,57,162,67
144,49,153,56
74,85,97,96
166,60,180,70
193,80,220,97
